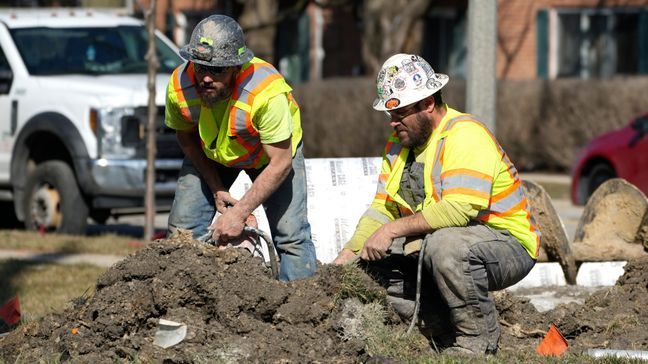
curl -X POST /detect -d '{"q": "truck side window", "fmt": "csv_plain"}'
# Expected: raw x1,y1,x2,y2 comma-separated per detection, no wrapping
0,46,12,94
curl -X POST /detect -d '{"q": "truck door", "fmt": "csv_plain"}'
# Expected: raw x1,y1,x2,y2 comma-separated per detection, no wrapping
0,46,13,182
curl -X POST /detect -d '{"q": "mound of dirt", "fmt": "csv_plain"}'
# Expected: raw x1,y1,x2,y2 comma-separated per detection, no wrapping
2,235,647,361
0,234,398,363
497,256,648,354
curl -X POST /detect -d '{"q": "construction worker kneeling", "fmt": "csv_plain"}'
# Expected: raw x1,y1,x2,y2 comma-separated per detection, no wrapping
333,54,540,355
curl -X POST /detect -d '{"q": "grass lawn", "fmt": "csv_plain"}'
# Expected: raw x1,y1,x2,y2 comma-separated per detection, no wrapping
0,259,105,319
0,230,147,256
0,231,146,320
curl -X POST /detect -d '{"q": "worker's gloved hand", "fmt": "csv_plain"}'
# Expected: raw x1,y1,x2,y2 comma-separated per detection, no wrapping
213,191,238,214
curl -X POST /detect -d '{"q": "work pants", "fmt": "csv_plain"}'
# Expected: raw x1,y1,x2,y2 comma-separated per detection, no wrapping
365,224,535,354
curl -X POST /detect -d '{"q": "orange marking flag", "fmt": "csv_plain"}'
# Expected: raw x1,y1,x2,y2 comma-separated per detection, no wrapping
536,323,568,356
0,295,21,326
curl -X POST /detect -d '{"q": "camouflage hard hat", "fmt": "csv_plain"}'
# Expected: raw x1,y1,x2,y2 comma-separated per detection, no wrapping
179,15,254,67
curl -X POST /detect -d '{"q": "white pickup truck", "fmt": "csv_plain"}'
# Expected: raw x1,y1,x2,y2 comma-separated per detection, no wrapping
0,9,184,234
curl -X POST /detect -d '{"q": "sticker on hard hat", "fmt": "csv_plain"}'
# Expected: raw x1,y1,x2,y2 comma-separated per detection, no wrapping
413,74,423,86
193,45,213,61
401,59,417,74
199,37,214,46
426,79,442,90
393,78,406,91
385,98,400,109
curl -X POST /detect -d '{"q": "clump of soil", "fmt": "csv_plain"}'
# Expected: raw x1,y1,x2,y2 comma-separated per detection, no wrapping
2,233,647,361
497,256,648,354
0,233,397,363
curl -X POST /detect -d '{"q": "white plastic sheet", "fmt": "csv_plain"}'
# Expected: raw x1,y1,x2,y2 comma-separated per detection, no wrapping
228,157,382,263
576,261,627,287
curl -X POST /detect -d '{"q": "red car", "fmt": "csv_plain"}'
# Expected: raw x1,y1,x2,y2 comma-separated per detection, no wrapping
571,113,648,205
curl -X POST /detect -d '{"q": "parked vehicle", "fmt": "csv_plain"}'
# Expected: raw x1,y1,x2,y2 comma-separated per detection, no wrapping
0,9,184,234
571,113,648,205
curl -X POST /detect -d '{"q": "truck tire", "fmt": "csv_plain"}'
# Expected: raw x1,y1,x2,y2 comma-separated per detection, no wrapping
23,160,89,234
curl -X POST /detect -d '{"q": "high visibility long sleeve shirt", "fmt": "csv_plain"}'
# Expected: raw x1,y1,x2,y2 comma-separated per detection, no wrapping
345,106,540,259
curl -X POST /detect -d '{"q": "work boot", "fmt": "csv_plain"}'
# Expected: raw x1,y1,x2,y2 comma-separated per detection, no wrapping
449,304,499,355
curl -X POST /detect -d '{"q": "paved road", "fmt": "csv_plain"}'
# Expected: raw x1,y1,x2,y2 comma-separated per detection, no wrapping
87,212,169,237
552,199,584,241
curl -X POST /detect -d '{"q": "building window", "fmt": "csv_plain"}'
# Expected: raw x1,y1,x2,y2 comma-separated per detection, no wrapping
423,7,467,79
552,8,643,79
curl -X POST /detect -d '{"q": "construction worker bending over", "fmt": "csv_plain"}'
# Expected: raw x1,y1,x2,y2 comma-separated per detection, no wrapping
333,54,539,354
165,15,317,281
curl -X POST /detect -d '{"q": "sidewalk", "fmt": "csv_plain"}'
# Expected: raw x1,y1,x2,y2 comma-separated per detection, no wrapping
0,249,124,268
519,172,571,184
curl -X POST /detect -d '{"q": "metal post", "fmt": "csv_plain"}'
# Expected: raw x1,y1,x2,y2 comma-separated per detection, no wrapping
466,0,497,133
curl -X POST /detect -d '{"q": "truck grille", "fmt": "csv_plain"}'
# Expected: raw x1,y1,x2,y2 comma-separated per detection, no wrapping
123,106,183,159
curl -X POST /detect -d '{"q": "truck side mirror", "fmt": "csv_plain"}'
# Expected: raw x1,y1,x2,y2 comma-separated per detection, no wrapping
0,69,13,94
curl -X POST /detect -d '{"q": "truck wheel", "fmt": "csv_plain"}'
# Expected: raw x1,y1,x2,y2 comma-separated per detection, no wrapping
23,161,89,234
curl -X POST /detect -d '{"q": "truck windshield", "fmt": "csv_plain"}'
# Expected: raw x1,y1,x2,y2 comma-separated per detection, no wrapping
10,26,182,75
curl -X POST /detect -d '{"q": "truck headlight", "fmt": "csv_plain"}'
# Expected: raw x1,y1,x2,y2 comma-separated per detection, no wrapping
91,107,138,158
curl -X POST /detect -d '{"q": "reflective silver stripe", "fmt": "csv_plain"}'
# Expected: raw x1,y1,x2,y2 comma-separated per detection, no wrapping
227,62,280,167
442,115,478,132
384,134,402,167
229,146,263,168
375,175,388,195
504,155,519,176
363,208,392,224
491,186,526,213
432,115,492,201
232,104,258,145
237,65,278,103
431,139,444,201
528,205,540,232
441,175,492,195
177,64,201,122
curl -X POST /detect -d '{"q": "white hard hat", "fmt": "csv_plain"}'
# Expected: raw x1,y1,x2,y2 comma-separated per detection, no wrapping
372,54,449,111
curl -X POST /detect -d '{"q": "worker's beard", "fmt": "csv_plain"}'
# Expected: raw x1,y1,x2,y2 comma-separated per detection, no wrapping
198,84,232,107
398,114,433,148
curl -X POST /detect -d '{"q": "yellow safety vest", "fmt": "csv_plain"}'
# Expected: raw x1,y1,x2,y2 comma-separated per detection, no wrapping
365,110,540,259
168,57,302,168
